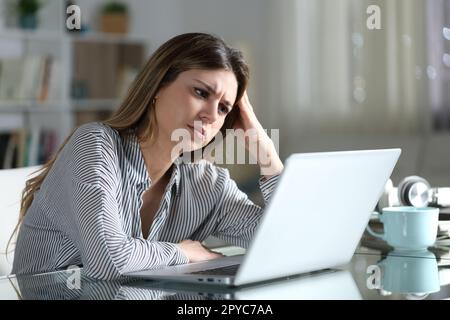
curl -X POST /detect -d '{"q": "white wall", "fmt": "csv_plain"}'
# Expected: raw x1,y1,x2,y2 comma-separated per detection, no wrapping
70,0,450,187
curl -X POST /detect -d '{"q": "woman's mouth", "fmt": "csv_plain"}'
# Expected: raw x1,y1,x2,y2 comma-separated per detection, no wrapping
187,124,206,141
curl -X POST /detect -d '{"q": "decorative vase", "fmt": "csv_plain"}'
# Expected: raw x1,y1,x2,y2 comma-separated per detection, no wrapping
19,14,38,29
100,13,128,34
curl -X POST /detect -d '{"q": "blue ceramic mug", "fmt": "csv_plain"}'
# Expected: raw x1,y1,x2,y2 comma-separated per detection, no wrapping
366,206,439,250
379,250,440,295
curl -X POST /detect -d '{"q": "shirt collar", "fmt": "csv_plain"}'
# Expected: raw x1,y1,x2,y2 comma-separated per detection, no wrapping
121,128,181,195
121,129,150,187
172,157,181,195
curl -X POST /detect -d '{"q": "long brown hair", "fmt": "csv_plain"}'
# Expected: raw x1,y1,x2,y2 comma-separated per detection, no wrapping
7,32,249,252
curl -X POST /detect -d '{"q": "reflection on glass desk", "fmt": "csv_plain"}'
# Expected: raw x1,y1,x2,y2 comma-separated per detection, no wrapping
1,248,449,300
359,233,450,263
352,237,450,299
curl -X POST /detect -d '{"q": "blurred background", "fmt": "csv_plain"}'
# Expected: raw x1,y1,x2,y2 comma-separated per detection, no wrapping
1,0,450,204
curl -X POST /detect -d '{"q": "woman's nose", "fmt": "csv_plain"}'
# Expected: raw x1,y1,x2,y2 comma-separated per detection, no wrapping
200,102,219,123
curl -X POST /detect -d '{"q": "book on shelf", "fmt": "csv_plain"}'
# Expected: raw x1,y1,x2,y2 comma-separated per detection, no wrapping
0,128,58,169
0,58,23,100
0,113,23,130
0,55,61,103
0,130,25,169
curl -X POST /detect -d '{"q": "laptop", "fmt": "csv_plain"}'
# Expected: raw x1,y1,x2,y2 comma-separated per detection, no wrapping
126,269,362,300
125,148,401,287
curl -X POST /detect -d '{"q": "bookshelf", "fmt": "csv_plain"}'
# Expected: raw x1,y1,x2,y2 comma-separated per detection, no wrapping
0,0,149,169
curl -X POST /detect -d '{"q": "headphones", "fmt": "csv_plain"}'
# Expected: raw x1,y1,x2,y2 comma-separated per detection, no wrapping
377,176,450,209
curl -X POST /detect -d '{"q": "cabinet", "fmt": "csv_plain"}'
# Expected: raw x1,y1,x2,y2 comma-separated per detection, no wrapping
0,0,149,169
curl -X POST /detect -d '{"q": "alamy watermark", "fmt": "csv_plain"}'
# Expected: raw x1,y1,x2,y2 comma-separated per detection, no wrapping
66,265,81,290
66,5,381,32
366,5,381,30
171,121,280,175
66,5,81,31
366,264,381,290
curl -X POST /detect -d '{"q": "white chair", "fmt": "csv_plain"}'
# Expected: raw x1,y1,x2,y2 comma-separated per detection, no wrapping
0,166,41,277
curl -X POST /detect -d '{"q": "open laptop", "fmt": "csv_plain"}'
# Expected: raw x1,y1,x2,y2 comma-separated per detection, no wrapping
125,148,401,287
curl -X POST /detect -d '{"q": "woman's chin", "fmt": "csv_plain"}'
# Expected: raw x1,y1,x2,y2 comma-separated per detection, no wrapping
179,141,205,153
173,137,211,154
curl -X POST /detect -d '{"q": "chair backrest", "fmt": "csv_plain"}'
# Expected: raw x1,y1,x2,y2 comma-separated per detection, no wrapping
0,166,41,276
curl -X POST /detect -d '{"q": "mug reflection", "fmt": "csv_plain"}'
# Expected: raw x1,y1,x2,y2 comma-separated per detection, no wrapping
377,250,440,297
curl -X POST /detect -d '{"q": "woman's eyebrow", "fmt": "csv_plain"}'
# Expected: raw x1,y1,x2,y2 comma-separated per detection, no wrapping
193,79,232,108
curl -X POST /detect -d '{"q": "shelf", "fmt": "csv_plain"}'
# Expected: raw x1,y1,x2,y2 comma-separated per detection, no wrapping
0,29,149,45
0,100,69,113
0,99,122,113
68,32,149,45
0,29,64,42
71,99,121,111
0,113,24,132
0,0,149,169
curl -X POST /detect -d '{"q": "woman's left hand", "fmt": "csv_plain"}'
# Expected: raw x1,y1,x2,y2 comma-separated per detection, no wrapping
233,91,284,177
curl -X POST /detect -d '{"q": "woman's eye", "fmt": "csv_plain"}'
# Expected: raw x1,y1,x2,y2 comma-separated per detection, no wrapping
219,104,230,115
194,88,229,115
194,88,209,99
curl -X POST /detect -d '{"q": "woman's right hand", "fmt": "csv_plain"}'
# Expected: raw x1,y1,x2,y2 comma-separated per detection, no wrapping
176,240,224,262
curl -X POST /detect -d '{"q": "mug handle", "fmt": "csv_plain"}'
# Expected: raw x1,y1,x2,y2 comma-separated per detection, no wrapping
366,211,385,239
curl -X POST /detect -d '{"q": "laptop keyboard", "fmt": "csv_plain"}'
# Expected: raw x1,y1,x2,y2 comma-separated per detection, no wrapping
189,264,240,276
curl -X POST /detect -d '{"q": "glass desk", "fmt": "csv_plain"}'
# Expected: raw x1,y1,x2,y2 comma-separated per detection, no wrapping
1,243,449,300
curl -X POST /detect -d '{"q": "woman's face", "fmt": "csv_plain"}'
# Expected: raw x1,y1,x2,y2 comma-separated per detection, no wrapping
154,69,238,152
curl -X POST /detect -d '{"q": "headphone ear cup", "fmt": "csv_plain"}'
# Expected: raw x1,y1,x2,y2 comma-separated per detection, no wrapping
397,176,431,207
377,179,396,210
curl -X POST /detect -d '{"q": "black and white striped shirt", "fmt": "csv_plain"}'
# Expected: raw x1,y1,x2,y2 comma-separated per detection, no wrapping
15,269,210,300
12,122,279,280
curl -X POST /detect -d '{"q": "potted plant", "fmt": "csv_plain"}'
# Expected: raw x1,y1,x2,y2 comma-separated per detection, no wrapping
17,0,42,29
100,1,129,34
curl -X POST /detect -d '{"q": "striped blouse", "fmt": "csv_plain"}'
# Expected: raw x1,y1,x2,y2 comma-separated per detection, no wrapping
16,269,205,300
12,122,280,280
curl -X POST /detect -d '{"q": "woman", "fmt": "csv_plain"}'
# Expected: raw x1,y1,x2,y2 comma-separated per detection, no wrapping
11,33,283,280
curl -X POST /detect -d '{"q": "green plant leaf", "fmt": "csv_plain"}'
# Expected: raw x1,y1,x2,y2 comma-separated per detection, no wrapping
102,1,128,14
17,0,42,15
